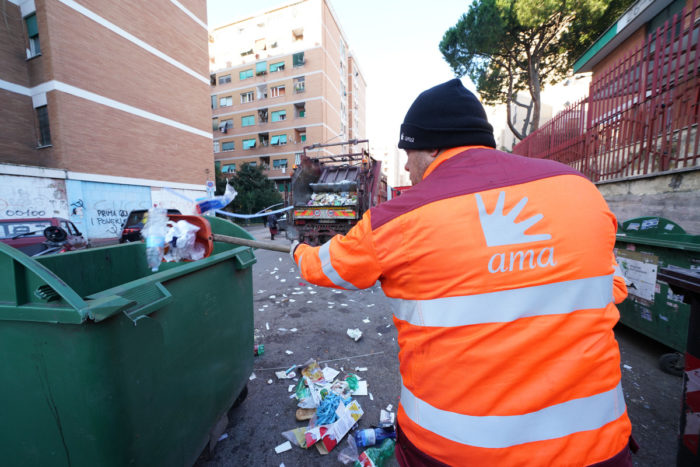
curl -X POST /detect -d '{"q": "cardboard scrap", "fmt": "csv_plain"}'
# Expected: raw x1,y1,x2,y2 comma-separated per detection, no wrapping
304,400,363,453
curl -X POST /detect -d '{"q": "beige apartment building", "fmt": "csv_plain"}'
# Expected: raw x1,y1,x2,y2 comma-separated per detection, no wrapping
0,0,212,239
209,0,367,195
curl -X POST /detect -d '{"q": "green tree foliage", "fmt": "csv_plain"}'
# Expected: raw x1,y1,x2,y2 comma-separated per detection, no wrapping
226,163,282,215
440,0,635,140
214,162,227,196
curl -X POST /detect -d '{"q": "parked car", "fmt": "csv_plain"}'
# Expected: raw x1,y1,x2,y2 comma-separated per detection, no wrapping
0,217,87,256
119,209,182,243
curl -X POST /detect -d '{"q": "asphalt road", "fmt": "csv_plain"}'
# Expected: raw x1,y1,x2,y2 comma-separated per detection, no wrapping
196,225,683,467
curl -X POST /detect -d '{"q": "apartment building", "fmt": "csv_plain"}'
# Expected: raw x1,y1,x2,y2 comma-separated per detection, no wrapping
209,0,367,195
0,0,212,239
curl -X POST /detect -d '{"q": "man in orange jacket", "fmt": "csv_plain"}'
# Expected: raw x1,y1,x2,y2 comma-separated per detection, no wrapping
291,79,634,466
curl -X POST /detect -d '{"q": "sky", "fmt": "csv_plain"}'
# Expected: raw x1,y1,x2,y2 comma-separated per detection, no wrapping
206,0,476,150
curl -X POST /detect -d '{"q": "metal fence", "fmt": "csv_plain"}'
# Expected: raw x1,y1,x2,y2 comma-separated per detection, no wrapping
513,0,699,182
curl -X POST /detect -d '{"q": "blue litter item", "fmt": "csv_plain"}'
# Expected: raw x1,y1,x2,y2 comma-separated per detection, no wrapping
316,393,342,425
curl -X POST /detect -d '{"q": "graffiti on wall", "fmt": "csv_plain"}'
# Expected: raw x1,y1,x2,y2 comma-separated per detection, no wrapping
0,176,69,219
67,181,152,239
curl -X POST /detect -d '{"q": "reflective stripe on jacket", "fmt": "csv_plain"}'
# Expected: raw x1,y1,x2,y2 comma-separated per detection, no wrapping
294,146,631,466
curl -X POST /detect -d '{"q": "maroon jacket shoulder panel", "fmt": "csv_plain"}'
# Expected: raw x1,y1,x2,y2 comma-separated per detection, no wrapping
370,148,585,230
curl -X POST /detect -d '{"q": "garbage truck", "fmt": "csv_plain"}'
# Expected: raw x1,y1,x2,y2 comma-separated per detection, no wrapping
287,139,385,245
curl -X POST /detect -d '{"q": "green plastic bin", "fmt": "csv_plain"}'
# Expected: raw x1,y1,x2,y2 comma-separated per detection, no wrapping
615,216,700,374
0,216,256,466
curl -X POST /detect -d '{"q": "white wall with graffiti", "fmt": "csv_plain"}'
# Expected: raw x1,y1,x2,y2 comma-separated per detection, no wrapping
0,175,70,219
1,170,206,240
66,180,153,239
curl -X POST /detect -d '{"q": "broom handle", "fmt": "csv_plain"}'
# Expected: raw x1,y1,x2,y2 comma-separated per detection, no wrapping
212,233,291,253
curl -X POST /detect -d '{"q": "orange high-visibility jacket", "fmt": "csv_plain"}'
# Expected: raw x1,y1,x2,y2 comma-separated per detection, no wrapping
294,146,631,466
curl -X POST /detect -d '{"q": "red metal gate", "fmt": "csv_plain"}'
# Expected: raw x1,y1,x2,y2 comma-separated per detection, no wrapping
513,0,700,182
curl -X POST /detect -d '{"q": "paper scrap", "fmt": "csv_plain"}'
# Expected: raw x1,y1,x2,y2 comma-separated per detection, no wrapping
386,404,393,411
285,350,294,355
369,393,374,401
267,379,273,384
355,367,368,372
218,433,229,441
623,364,632,370
275,441,292,454
266,322,270,330
288,384,295,392
249,372,257,381
353,380,368,396
367,304,375,307
276,370,296,379
380,409,395,425
322,366,340,381
290,328,298,332
362,318,370,323
347,329,363,341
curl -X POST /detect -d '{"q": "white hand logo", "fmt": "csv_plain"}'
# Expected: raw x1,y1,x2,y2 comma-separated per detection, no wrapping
476,191,551,247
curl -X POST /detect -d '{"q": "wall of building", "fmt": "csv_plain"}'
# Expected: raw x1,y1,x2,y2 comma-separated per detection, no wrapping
598,170,700,234
0,167,202,239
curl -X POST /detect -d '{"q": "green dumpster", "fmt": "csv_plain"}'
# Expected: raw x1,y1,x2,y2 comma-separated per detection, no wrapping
0,216,256,466
615,216,700,374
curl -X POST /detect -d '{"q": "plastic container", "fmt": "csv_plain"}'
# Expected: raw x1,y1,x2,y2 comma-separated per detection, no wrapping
354,426,396,448
0,216,257,466
143,207,168,271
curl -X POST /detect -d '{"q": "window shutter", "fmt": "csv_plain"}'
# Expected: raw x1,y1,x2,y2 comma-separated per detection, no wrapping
25,14,38,37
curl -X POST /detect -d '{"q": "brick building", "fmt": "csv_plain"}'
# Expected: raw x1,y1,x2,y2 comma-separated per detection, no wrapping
209,0,367,197
0,0,212,239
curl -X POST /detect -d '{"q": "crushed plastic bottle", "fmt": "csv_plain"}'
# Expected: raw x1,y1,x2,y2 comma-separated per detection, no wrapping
353,426,396,449
143,207,168,272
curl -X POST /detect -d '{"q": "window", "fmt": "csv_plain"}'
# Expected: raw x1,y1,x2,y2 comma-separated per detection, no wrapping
210,74,216,86
258,108,268,123
273,159,288,169
212,118,219,132
241,115,255,127
256,84,267,100
295,102,305,118
271,110,286,122
219,74,231,85
240,49,253,57
239,69,253,80
259,133,269,146
241,91,254,103
270,85,285,98
25,14,40,57
36,105,51,146
243,138,256,149
255,38,266,51
270,134,287,145
295,152,302,165
222,141,235,151
211,95,217,109
294,76,305,93
270,61,285,72
219,96,232,107
255,61,267,76
247,162,257,167
296,129,306,142
293,52,304,67
213,141,220,153
222,164,236,173
292,27,304,41
219,119,233,132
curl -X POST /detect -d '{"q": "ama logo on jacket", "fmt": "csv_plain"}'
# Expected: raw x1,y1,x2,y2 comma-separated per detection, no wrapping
475,191,556,273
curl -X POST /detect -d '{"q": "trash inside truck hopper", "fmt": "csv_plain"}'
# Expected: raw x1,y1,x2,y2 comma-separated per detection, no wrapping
288,139,384,245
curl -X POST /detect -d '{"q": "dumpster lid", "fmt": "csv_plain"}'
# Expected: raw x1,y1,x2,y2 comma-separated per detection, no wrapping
616,217,700,251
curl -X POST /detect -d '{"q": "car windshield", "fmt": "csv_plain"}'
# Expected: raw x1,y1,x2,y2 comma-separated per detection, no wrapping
124,211,147,229
0,220,53,239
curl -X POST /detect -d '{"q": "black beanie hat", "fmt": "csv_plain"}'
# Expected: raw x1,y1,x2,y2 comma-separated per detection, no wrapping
398,79,496,150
